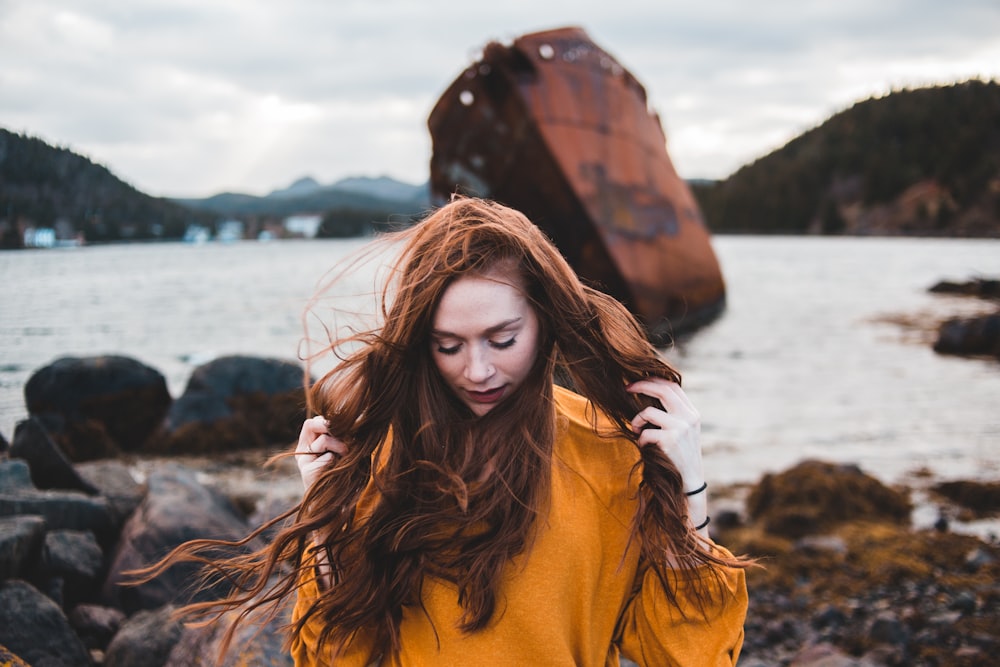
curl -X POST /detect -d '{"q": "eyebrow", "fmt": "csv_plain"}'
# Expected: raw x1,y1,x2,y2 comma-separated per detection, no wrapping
431,317,522,339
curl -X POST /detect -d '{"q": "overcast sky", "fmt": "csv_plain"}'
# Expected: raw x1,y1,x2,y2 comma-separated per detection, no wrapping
2,1,998,198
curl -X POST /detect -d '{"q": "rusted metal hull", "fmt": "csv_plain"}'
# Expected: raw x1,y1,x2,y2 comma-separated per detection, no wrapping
428,26,725,341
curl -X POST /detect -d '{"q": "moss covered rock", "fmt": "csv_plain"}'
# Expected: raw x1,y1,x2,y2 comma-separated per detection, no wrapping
746,459,911,538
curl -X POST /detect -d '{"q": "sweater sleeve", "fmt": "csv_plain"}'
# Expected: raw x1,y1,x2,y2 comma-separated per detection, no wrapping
616,548,748,667
289,559,379,667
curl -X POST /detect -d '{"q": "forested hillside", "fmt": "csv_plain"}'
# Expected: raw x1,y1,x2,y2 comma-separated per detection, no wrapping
0,129,211,247
691,80,1000,236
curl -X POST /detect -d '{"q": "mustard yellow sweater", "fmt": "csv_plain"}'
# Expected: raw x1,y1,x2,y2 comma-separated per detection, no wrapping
291,385,748,666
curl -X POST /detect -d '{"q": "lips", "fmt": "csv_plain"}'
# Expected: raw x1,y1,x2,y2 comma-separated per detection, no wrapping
465,385,507,404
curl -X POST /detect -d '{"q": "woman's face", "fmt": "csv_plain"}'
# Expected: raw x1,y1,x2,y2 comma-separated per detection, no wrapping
430,264,541,416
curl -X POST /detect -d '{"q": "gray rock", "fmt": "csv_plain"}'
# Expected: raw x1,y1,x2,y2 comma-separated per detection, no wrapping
811,604,848,630
789,642,867,666
68,603,127,651
949,590,977,614
965,546,997,570
10,418,99,494
0,515,46,580
248,494,298,543
42,530,105,607
933,313,1000,358
0,486,117,545
102,464,262,614
165,593,295,667
0,459,35,492
868,611,909,646
795,535,849,556
104,605,183,667
0,579,91,667
76,459,147,525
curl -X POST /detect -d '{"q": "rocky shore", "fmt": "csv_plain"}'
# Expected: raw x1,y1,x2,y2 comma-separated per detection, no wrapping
1,354,998,666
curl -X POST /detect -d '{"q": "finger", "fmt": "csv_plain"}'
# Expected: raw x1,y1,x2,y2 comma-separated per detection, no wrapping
630,405,670,432
628,378,697,420
299,451,334,471
309,434,347,457
660,381,697,413
300,452,336,492
308,451,336,467
299,415,328,438
627,378,676,407
634,417,692,449
296,415,330,454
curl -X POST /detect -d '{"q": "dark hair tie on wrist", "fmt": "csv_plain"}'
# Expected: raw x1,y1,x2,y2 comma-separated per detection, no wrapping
694,516,711,531
685,481,708,496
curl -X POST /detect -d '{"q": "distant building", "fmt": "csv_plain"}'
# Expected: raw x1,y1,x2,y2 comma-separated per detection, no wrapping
283,214,322,238
24,227,56,248
216,219,244,243
183,224,211,244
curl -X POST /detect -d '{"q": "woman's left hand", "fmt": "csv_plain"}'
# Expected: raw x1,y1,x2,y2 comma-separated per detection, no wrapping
627,377,705,493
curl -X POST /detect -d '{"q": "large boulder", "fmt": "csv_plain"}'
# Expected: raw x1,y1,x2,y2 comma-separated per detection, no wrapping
153,355,307,454
24,355,172,460
747,460,912,538
102,464,262,614
0,579,91,667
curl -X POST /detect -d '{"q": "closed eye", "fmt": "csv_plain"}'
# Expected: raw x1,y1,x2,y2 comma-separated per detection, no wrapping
436,344,461,355
490,337,516,350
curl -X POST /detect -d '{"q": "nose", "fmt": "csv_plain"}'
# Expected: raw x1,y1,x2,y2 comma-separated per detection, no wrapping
464,345,495,384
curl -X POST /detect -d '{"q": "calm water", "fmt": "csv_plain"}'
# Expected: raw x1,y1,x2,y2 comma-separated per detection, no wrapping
2,236,999,526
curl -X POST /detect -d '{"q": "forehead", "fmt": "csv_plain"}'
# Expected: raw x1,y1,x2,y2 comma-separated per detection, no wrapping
433,267,530,331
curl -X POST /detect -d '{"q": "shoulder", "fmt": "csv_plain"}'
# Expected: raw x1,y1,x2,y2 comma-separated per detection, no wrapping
551,384,639,473
552,383,614,431
552,383,587,419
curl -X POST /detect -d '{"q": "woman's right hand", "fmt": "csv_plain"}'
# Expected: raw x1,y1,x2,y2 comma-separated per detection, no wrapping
295,415,347,492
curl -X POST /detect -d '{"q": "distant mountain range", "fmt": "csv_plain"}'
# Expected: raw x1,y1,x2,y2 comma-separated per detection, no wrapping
172,175,430,218
3,79,998,247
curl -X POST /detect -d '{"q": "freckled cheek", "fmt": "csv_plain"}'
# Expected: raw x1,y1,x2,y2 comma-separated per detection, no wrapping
433,354,463,385
510,348,536,380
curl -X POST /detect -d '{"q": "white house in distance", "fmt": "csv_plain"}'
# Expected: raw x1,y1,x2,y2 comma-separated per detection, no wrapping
283,214,322,238
216,219,244,242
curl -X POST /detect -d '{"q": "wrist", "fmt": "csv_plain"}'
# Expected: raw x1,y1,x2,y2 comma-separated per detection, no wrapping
684,480,707,496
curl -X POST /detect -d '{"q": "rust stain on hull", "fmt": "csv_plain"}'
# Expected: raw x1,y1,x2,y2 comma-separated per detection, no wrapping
428,26,725,341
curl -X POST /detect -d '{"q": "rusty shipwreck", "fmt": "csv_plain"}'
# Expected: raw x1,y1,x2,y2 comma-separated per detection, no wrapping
428,26,725,341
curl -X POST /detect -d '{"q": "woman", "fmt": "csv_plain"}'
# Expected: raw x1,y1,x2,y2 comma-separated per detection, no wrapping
167,197,749,666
